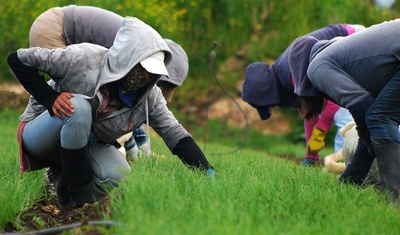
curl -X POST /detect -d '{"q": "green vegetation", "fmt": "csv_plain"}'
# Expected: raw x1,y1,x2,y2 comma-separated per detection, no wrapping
2,1,400,233
2,109,400,234
1,0,399,143
1,0,400,105
0,110,44,229
108,147,400,235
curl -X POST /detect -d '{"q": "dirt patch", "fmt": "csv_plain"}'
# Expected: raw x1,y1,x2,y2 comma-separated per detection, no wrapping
0,83,26,95
207,97,291,135
0,83,29,111
3,194,113,234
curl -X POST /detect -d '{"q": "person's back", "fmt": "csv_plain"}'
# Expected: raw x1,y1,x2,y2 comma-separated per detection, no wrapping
242,23,364,166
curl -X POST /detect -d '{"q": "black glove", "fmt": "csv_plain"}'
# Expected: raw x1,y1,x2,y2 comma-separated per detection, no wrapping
173,137,213,172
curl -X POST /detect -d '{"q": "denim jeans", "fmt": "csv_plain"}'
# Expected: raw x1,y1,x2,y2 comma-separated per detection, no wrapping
366,70,400,149
333,107,354,152
133,125,147,146
125,125,148,150
22,96,130,185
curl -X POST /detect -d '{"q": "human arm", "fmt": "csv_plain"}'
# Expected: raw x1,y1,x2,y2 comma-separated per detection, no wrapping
306,24,364,40
173,137,214,174
7,51,74,118
147,87,214,174
308,100,340,154
343,24,365,35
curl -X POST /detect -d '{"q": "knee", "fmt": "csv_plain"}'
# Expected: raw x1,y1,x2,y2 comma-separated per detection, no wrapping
93,162,130,187
90,145,131,186
67,97,92,126
365,107,380,127
70,97,91,114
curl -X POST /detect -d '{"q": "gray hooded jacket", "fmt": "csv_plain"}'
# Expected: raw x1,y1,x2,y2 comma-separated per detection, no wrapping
17,17,191,151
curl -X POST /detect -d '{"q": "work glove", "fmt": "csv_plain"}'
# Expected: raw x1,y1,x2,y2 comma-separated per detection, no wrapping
308,127,327,154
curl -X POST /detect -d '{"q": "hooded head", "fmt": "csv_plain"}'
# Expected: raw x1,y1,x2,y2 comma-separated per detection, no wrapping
289,36,323,97
241,62,281,120
157,39,189,102
101,17,172,86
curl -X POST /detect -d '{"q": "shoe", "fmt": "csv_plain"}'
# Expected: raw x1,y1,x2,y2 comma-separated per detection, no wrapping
301,158,318,167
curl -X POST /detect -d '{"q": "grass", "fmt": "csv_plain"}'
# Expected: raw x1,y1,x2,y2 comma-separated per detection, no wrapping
2,109,400,234
0,110,44,229
108,142,400,235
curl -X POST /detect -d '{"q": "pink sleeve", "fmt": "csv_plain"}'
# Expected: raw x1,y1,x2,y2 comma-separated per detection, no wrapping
315,100,340,132
343,24,355,35
343,24,365,35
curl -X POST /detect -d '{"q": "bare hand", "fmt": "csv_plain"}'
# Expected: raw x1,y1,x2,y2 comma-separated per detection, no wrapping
52,92,74,119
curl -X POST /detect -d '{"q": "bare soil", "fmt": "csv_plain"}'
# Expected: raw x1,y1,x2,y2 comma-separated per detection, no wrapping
3,195,113,234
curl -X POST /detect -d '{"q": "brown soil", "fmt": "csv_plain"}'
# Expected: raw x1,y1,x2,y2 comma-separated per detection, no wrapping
0,83,30,111
3,195,113,234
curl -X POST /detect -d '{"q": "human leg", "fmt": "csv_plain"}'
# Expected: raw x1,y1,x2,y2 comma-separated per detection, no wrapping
124,134,139,161
89,142,131,188
339,138,375,185
365,71,400,203
56,97,109,206
59,144,106,207
133,125,154,156
133,125,147,147
24,96,106,206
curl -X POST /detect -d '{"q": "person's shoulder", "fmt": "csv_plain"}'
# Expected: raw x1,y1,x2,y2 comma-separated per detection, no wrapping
67,43,108,54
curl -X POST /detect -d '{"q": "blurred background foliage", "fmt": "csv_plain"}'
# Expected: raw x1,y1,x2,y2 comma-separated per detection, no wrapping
1,0,400,149
2,0,400,98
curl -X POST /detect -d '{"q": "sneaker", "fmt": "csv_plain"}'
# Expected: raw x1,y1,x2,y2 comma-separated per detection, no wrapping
301,158,318,167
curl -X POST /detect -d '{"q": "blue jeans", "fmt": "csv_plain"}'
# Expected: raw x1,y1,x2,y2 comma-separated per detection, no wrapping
124,125,148,150
366,70,400,149
22,96,130,185
333,107,354,152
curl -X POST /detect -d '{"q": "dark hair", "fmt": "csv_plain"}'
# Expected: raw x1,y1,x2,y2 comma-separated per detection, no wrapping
299,96,326,121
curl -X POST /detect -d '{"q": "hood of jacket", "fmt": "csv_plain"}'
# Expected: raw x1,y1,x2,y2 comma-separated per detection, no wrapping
98,17,172,89
289,36,323,97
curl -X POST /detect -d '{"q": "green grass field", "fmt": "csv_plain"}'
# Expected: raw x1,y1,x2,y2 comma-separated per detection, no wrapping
1,110,400,234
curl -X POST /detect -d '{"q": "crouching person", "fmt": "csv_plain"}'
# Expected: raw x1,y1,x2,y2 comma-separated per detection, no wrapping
8,17,215,208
